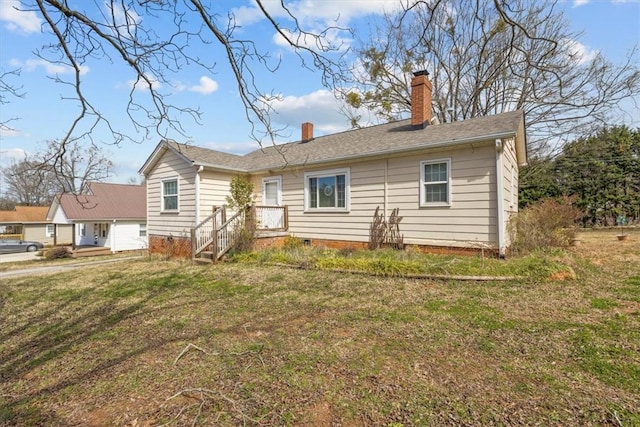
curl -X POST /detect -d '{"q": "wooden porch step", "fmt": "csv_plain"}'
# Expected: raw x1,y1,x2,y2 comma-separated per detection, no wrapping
193,251,215,264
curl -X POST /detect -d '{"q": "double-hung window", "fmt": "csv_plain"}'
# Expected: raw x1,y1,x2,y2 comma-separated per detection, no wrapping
420,159,451,206
304,168,350,212
46,224,55,237
162,178,179,211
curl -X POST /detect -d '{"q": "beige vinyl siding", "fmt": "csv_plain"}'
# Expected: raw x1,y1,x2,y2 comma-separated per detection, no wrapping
20,223,72,246
198,170,234,218
279,160,384,242
388,143,497,247
22,224,49,245
276,141,499,248
146,149,197,236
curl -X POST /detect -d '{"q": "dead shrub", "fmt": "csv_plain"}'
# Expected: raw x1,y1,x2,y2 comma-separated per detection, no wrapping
510,197,582,255
45,246,72,260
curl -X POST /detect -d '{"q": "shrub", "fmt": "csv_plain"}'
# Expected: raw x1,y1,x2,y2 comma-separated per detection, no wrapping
509,197,582,255
282,235,303,251
226,174,254,210
45,246,72,260
230,227,255,254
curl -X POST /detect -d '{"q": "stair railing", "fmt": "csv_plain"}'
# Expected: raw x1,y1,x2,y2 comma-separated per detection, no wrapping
191,206,224,260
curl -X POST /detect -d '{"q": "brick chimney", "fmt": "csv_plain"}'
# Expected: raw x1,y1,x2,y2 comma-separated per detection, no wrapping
411,70,432,129
301,122,314,142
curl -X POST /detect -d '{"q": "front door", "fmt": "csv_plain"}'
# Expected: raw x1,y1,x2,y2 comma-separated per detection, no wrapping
261,177,283,229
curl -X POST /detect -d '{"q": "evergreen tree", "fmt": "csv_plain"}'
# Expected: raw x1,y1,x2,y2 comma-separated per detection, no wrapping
522,126,640,226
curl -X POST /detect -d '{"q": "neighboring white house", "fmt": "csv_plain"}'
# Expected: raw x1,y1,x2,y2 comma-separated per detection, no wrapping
140,71,527,258
47,182,147,252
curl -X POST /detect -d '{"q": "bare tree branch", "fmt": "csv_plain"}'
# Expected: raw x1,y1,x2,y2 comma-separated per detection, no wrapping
344,0,640,156
3,0,347,169
0,68,25,134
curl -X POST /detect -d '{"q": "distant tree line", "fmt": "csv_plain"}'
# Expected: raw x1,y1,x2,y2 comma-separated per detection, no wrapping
520,125,640,226
0,140,113,208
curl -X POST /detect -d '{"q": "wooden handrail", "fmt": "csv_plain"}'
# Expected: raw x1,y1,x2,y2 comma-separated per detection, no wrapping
191,204,288,262
191,206,224,260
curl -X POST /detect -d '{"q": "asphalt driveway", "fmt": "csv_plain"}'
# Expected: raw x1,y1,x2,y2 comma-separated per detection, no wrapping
0,251,41,263
0,255,143,279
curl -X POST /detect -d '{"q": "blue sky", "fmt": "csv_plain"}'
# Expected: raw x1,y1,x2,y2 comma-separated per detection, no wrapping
0,0,639,186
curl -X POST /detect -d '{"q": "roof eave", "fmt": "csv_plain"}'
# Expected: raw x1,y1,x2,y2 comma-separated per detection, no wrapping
194,161,249,174
67,217,146,221
248,130,518,173
139,140,194,176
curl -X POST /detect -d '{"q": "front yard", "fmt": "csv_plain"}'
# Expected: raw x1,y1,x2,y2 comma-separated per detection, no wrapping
1,229,638,426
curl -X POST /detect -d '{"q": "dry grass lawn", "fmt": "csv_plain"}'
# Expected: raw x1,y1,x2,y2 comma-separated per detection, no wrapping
1,229,638,426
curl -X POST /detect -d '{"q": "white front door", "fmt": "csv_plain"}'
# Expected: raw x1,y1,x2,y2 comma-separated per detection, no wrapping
261,176,283,229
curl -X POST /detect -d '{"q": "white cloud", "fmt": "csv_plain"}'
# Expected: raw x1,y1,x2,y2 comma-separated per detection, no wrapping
188,76,219,95
0,147,29,165
0,0,41,33
126,75,161,92
232,0,400,27
272,27,351,52
232,1,402,59
203,140,258,155
268,89,352,135
10,58,90,75
572,0,590,6
230,4,266,26
564,39,598,64
106,1,141,26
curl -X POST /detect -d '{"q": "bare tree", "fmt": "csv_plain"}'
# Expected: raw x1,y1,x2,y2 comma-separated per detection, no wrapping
41,140,114,193
1,140,113,202
1,156,60,205
2,1,347,165
344,0,640,156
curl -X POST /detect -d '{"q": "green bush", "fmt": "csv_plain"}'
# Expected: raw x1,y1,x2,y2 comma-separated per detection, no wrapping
282,235,303,251
509,197,582,255
45,246,72,260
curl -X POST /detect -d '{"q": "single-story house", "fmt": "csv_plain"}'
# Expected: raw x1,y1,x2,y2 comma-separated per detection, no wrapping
0,205,72,246
140,71,527,259
47,182,147,252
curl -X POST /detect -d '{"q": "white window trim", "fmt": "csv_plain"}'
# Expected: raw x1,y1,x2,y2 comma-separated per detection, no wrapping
262,176,282,206
139,223,147,237
420,158,452,207
46,224,55,237
304,167,350,212
161,177,179,212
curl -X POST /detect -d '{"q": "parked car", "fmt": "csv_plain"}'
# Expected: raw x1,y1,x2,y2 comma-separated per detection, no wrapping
0,239,44,253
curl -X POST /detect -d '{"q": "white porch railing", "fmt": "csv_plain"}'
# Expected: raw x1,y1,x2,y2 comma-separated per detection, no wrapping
191,205,288,262
191,206,224,260
254,205,288,231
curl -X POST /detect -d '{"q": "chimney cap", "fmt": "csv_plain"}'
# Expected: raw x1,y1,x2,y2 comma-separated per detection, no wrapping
412,70,429,77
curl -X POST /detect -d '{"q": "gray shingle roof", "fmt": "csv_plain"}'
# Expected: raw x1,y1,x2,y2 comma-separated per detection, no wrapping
165,141,249,171
163,110,524,172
